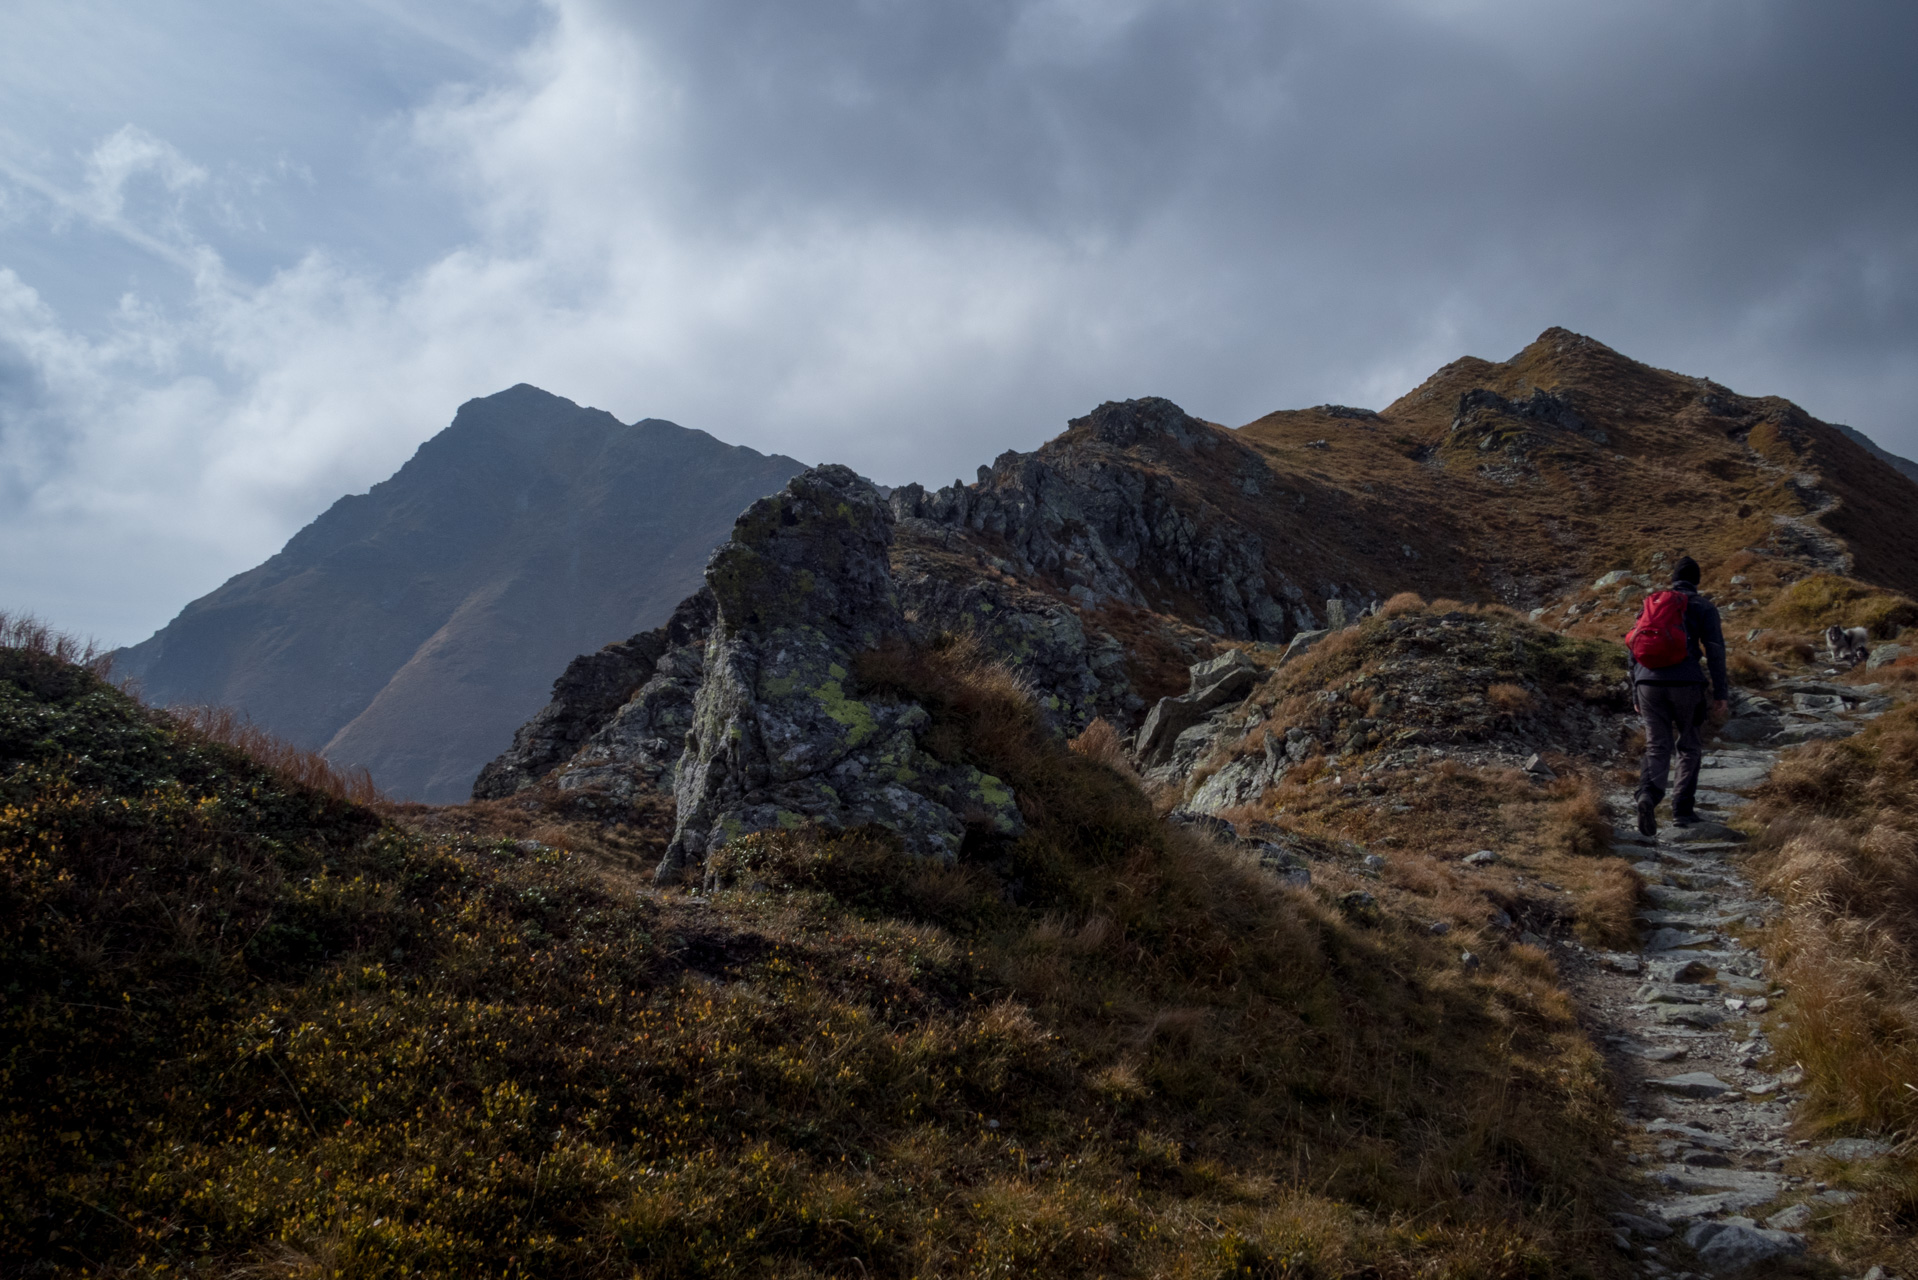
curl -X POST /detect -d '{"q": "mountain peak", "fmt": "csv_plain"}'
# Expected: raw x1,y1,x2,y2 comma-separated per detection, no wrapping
113,394,805,802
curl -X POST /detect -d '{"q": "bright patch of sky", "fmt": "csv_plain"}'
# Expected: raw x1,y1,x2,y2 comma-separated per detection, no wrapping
2,0,1915,644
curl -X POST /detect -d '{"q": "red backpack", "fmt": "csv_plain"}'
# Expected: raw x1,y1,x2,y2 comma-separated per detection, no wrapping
1626,590,1691,669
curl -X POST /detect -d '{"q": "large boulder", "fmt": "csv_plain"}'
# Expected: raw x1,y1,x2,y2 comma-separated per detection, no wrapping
1682,1219,1805,1273
657,466,1024,884
1135,649,1262,767
1715,689,1783,744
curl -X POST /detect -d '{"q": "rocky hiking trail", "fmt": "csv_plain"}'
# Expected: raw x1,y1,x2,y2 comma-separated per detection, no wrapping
1565,676,1900,1278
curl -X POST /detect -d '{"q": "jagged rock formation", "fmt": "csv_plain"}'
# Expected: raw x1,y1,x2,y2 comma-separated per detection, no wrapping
655,466,1023,882
888,398,1312,639
114,386,803,802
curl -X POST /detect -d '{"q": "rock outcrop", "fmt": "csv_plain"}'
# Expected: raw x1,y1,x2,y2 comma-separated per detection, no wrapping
1134,648,1263,769
889,398,1308,641
890,525,1138,732
473,590,715,800
652,466,1024,883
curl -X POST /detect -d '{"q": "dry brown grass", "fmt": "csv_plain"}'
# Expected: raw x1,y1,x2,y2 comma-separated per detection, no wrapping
1486,681,1536,714
844,635,1625,1271
1543,776,1612,859
1869,655,1918,686
1728,650,1778,688
1380,591,1426,618
1760,574,1918,638
0,609,112,675
1576,862,1644,949
1747,706,1918,1272
3,635,1637,1276
167,704,383,805
1068,716,1137,783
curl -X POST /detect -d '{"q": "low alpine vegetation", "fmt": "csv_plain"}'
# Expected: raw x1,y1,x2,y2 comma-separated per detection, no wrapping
1747,704,1918,1273
1,634,1634,1276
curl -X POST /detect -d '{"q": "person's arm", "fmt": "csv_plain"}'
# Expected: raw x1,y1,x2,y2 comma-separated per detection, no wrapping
1699,600,1730,703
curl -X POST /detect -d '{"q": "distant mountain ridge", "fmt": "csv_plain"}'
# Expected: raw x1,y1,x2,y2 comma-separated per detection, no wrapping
114,385,804,802
480,328,1918,857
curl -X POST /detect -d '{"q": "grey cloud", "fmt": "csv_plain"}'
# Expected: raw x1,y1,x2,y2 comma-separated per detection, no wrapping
2,0,1916,645
601,0,1918,405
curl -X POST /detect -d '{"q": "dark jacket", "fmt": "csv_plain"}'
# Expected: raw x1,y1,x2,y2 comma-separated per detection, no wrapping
1630,581,1728,701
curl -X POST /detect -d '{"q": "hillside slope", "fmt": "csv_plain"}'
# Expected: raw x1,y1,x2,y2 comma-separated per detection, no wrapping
1236,328,1918,607
114,386,803,803
4,623,1620,1277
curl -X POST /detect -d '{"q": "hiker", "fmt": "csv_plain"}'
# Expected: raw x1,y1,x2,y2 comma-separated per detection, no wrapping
1626,556,1729,836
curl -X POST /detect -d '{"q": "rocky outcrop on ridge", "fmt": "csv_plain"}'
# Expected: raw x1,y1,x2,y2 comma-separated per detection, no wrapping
889,398,1335,641
478,395,1387,812
646,466,1024,883
1141,608,1631,816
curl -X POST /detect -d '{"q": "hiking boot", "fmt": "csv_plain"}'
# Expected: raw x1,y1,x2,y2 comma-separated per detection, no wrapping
1672,811,1703,828
1636,796,1658,838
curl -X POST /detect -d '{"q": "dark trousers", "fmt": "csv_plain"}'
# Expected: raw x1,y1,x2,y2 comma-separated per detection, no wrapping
1637,682,1705,815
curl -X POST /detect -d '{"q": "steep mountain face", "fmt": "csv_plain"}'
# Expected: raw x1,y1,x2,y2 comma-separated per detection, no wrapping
479,328,1918,884
114,386,804,803
1833,421,1918,487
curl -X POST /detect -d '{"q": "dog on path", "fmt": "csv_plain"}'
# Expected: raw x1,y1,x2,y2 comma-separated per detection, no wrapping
1825,625,1870,667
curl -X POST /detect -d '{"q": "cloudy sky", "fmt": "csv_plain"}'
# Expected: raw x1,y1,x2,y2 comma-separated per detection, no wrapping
3,0,1914,645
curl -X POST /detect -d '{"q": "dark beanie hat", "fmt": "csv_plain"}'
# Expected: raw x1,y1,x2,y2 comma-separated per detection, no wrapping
1673,556,1701,585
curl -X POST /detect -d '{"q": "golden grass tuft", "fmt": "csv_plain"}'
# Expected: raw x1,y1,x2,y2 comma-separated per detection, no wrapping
1485,681,1535,714
168,704,384,805
1759,573,1918,638
1746,706,1918,1271
1068,716,1138,783
1380,591,1426,618
1575,862,1644,949
1543,776,1611,858
1727,650,1777,688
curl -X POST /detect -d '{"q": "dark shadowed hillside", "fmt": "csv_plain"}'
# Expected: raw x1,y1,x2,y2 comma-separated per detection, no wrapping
113,386,803,802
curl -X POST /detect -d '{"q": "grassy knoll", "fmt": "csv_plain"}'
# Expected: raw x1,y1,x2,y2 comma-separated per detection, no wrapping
3,633,1627,1277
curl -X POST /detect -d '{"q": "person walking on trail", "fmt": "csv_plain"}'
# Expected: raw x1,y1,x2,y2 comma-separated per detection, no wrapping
1626,555,1730,837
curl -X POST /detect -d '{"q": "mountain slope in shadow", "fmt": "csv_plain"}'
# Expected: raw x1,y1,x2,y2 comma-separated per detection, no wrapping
114,385,804,801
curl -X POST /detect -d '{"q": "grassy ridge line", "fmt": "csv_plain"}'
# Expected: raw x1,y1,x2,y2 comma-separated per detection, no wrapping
1747,700,1918,1274
3,636,1622,1277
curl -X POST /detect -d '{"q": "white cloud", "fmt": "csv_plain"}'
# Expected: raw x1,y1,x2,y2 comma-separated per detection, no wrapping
81,126,207,223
